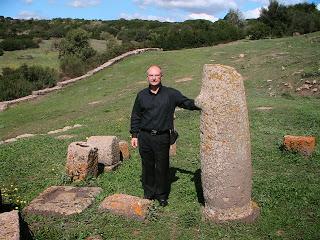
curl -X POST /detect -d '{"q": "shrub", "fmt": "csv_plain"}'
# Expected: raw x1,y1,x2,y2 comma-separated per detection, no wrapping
0,64,58,101
246,21,271,40
0,47,3,56
60,55,86,78
0,37,39,51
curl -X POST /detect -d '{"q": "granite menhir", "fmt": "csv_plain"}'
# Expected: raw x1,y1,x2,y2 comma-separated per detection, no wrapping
195,64,260,223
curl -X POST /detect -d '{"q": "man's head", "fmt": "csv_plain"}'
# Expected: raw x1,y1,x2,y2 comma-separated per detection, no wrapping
147,65,162,87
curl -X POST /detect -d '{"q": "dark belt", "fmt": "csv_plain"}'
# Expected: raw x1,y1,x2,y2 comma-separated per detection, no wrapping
140,129,170,136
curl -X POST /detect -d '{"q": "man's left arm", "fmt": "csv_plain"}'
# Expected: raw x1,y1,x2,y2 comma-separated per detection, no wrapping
175,90,201,110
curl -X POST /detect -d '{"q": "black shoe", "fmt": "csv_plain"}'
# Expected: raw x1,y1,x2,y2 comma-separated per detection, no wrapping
158,199,168,207
144,195,154,200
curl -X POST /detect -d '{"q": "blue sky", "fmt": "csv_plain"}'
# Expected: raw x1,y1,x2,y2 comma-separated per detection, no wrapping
1,0,320,22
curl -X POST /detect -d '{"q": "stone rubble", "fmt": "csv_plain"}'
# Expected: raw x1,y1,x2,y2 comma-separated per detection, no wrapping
0,210,20,240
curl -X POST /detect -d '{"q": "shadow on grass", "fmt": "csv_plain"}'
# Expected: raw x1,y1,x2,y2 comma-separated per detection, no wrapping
168,167,204,205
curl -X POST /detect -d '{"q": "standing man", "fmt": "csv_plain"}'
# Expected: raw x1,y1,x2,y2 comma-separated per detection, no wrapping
130,65,200,207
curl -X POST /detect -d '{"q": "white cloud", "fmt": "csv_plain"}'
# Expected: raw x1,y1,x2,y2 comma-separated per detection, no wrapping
243,7,261,19
17,10,41,19
134,0,237,14
250,0,308,5
68,0,101,8
317,3,320,11
23,0,33,4
120,12,174,22
188,13,218,22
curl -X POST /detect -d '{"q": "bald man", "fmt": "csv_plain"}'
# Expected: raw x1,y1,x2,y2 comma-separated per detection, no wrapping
130,65,200,206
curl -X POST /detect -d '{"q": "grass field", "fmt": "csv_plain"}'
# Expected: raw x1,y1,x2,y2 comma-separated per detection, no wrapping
0,38,107,73
0,32,320,239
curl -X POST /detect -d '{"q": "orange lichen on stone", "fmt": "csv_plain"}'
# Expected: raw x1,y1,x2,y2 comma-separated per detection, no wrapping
283,135,316,156
99,194,152,220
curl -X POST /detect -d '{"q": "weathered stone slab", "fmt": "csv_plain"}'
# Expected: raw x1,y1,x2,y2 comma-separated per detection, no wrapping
283,135,316,156
119,140,130,160
24,186,102,216
99,194,152,220
4,138,17,144
87,136,120,167
195,64,259,223
32,86,62,95
66,142,98,181
0,210,20,240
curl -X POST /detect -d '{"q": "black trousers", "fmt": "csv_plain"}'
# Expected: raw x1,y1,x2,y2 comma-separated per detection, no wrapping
138,131,170,200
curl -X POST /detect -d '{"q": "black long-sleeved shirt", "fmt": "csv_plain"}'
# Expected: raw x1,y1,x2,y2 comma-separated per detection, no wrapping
130,84,200,137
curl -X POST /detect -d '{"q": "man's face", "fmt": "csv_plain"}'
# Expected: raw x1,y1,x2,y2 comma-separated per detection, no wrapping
147,66,162,86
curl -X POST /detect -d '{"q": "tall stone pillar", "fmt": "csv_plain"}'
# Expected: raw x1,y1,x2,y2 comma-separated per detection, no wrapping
195,64,259,223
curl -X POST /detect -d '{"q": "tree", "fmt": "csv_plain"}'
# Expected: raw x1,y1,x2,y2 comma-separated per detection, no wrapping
224,9,245,28
58,28,96,61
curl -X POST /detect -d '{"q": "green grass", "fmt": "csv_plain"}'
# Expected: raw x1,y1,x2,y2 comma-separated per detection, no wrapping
0,38,107,73
1,32,320,239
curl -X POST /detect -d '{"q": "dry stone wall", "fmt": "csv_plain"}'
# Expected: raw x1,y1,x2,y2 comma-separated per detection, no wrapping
0,48,161,112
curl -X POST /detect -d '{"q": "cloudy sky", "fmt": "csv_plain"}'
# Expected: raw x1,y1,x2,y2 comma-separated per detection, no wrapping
1,0,320,22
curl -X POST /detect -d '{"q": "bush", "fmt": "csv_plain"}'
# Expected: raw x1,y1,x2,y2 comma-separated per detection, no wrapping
0,64,58,101
246,21,271,40
60,55,86,78
0,37,39,51
0,47,3,56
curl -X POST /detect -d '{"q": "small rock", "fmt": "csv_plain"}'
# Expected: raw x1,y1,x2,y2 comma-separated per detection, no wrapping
305,80,311,84
301,84,310,90
47,129,64,134
312,88,318,92
0,210,20,240
62,126,72,131
0,103,8,112
281,66,285,70
284,83,289,86
119,140,130,160
268,87,272,91
312,80,317,84
239,53,245,58
99,194,152,221
4,138,17,143
283,135,316,156
73,124,82,128
266,79,273,83
16,133,35,139
0,141,4,145
295,88,301,92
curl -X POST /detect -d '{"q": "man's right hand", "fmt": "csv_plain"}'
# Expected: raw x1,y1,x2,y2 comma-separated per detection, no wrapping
131,137,138,148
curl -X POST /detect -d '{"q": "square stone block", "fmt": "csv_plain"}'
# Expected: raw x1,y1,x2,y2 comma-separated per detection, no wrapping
99,194,152,221
0,210,20,240
87,136,120,166
283,135,316,156
66,142,98,181
24,186,102,216
119,140,130,160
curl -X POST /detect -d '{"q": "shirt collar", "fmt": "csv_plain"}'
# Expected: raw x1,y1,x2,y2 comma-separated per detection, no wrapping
148,83,162,94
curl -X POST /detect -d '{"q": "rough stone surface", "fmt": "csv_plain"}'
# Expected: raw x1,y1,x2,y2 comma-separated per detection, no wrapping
24,186,102,216
283,135,316,156
195,64,259,223
99,194,152,220
0,210,20,240
169,143,176,156
87,136,120,167
119,140,130,160
0,103,8,112
66,142,98,181
4,138,17,144
16,134,35,139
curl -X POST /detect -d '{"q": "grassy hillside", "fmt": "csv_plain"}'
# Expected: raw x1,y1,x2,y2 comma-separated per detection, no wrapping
0,39,107,73
0,32,320,239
